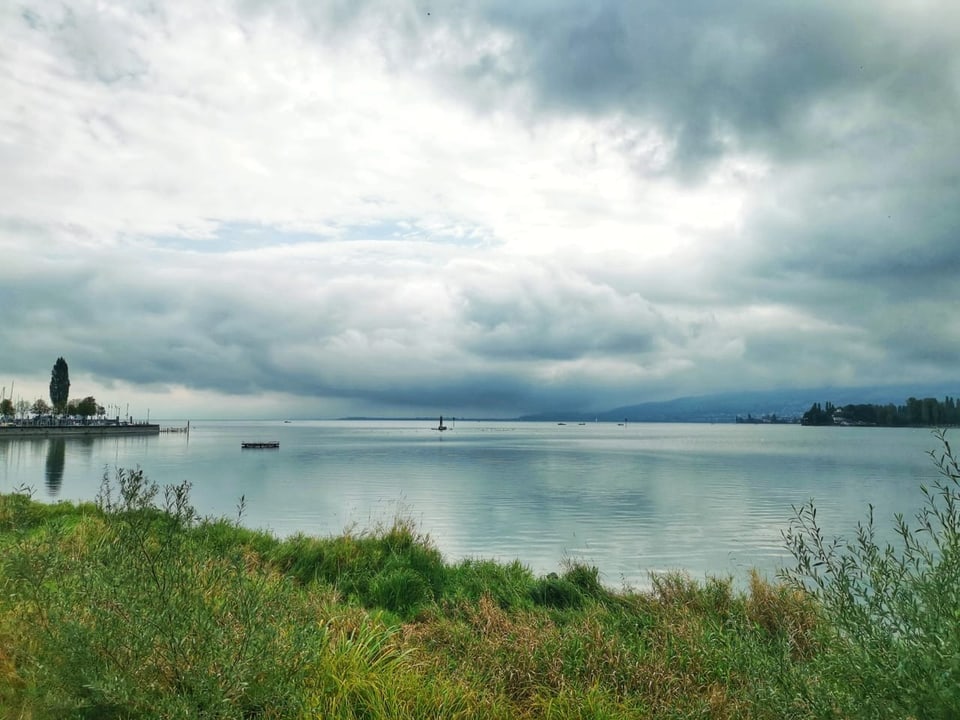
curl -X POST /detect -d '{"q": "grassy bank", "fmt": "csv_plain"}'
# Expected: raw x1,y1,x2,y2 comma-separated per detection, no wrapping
2,432,959,718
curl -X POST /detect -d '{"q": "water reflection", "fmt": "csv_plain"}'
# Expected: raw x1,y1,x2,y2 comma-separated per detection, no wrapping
1,434,159,499
45,439,66,496
0,422,941,588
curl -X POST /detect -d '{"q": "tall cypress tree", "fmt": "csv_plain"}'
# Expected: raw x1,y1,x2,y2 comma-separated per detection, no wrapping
49,357,70,414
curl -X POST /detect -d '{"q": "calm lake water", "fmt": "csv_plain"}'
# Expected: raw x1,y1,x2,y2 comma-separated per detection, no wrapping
0,421,948,589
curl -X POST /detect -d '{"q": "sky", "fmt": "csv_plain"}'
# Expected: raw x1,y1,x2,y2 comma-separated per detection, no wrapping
1,0,959,420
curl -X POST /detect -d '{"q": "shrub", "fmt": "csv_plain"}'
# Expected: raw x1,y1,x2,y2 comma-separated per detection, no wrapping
781,429,960,718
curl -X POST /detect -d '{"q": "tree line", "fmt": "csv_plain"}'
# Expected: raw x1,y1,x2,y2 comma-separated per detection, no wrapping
802,396,960,427
0,357,105,422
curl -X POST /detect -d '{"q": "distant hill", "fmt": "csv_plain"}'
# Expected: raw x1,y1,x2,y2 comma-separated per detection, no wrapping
519,383,960,423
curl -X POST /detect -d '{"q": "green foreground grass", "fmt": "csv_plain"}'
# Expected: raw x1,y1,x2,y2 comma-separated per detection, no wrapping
2,432,960,719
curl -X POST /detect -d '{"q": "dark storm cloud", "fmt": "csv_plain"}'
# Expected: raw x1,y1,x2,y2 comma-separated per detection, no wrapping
455,263,665,361
504,2,954,169
0,223,693,414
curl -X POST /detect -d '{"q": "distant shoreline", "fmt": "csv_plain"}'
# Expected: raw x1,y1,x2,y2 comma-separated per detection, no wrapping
0,424,160,438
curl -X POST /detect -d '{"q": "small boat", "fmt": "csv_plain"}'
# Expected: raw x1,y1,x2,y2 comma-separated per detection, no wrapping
435,416,448,431
242,441,279,449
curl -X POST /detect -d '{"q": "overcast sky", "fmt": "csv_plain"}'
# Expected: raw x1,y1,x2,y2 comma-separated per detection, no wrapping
2,0,959,419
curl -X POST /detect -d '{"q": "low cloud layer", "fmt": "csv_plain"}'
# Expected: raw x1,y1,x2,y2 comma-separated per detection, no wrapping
2,0,958,418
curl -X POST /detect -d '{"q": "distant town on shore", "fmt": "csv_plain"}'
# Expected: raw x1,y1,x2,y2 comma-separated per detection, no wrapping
1,357,154,434
799,396,960,427
519,383,960,425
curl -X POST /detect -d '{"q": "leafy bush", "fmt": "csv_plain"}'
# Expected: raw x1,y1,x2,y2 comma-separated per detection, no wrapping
781,429,960,718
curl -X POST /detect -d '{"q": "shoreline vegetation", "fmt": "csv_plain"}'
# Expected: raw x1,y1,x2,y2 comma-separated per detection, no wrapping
802,395,960,427
2,434,960,718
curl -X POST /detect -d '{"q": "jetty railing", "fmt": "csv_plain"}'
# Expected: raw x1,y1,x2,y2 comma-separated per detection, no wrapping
159,422,190,434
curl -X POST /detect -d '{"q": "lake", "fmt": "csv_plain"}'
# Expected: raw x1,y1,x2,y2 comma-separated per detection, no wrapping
0,420,947,589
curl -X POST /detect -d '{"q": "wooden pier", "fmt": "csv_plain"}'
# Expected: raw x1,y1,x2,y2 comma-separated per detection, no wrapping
160,421,190,434
0,423,160,438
